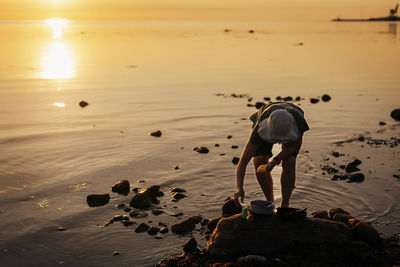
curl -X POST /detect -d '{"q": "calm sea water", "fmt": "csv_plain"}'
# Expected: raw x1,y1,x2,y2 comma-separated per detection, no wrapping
0,20,399,266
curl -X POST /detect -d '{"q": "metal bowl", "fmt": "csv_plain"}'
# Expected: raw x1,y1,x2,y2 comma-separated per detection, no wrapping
250,200,275,215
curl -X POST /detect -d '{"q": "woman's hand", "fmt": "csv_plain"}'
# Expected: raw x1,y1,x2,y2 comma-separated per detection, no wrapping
234,187,245,206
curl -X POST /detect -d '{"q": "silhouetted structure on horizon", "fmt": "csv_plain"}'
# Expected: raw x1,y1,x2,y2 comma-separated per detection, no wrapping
333,3,400,21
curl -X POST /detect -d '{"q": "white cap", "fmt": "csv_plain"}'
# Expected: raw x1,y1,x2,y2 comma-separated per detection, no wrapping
257,109,299,143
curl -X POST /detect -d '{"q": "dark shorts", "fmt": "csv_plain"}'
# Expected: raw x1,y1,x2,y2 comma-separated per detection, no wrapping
254,140,302,158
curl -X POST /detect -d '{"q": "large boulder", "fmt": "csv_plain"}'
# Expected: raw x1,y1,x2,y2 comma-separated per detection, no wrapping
207,214,352,257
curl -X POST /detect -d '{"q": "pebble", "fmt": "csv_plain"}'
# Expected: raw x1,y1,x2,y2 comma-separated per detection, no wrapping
160,227,169,234
149,130,162,137
79,101,89,108
231,145,238,149
56,227,67,231
86,194,110,207
193,146,209,154
170,187,187,193
174,165,179,170
172,192,187,200
112,251,120,256
215,144,220,147
147,227,160,236
111,179,130,195
348,173,365,183
227,135,232,139
135,223,150,233
321,94,331,102
152,209,164,216
390,109,400,121
379,121,386,126
310,98,319,104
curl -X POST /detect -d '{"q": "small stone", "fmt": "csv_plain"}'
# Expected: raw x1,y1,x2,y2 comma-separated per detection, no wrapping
152,209,164,216
264,97,271,101
121,220,135,227
86,194,110,207
249,30,254,33
160,227,169,234
135,223,150,233
193,146,209,154
227,135,232,139
231,145,239,149
149,130,162,137
170,188,186,193
115,203,127,209
379,121,386,126
188,215,203,224
183,237,198,253
124,207,132,212
171,219,196,234
321,94,331,102
79,101,89,108
348,173,365,183
174,165,179,170
147,227,160,236
56,226,67,231
111,179,130,195
215,144,220,147
284,96,293,101
310,98,319,104
220,153,226,156
172,192,187,200
112,251,120,256
232,157,240,165
132,188,139,193
345,164,360,173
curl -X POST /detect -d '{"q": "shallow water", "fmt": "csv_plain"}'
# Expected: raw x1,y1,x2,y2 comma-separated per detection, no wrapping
0,20,399,266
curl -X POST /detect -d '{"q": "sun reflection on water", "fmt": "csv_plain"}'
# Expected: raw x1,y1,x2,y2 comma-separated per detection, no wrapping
45,18,69,39
39,41,75,79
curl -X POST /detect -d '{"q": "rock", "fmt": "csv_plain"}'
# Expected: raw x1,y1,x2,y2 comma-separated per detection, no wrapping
215,144,220,147
122,220,135,227
284,96,293,101
135,223,150,233
130,193,151,209
171,218,196,234
172,192,187,200
188,216,203,224
86,194,110,207
174,165,179,170
147,227,160,236
79,101,89,108
311,210,330,220
295,96,301,101
207,217,222,232
149,130,162,137
232,157,240,165
222,198,242,217
255,102,265,109
332,213,354,223
193,147,209,154
115,203,127,209
345,164,360,173
249,30,254,34
390,109,400,121
224,29,231,32
129,209,148,218
310,98,319,104
183,237,198,254
322,94,331,102
207,214,353,257
111,179,130,195
160,227,169,234
152,209,164,216
227,135,232,139
56,226,67,231
276,96,282,100
141,185,161,199
329,208,350,219
332,174,348,181
201,218,210,226
132,187,139,193
348,173,365,183
331,152,344,157
112,251,120,256
379,121,387,126
264,97,271,101
231,145,238,149
170,187,186,193
349,220,380,246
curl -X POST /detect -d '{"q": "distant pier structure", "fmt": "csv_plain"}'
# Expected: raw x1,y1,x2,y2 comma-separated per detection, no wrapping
333,3,400,21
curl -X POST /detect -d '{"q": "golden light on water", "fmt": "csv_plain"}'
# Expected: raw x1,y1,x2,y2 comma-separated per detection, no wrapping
39,41,75,79
45,18,69,39
54,102,65,107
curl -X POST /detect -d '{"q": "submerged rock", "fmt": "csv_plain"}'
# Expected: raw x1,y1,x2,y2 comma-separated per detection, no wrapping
87,194,110,207
111,179,130,195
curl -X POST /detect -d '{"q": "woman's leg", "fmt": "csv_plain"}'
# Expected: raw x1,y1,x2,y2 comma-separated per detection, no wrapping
253,155,274,202
280,156,296,207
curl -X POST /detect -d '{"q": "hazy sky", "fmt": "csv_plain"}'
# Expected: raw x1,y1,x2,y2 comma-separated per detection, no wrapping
0,0,398,21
